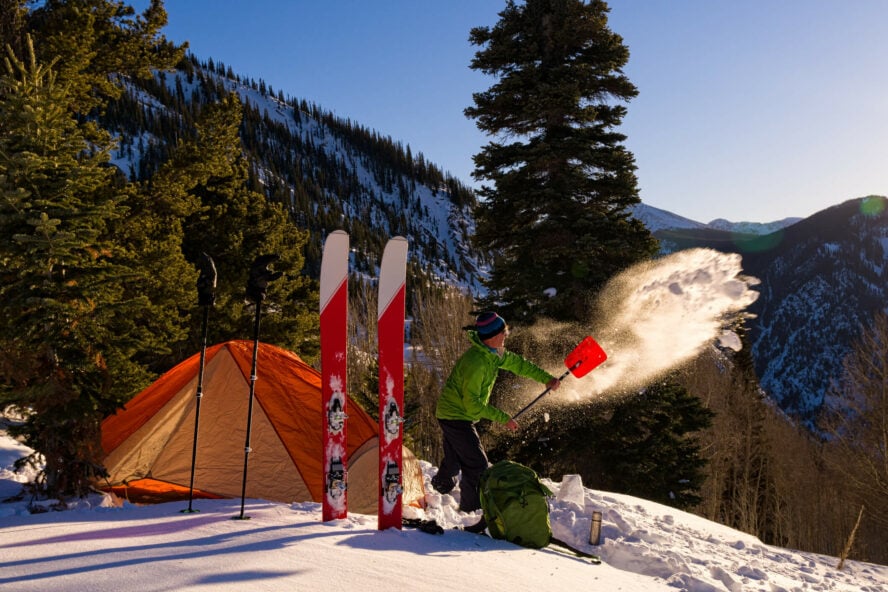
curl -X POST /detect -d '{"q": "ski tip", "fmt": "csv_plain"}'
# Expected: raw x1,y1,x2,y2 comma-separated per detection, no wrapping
320,231,350,312
381,235,408,255
378,238,409,318
381,237,409,261
322,230,350,249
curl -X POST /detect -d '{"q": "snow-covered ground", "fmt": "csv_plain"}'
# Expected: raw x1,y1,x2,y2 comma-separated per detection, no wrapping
1,429,884,592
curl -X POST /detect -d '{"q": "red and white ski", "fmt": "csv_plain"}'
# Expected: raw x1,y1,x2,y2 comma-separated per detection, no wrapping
377,236,408,530
320,230,350,521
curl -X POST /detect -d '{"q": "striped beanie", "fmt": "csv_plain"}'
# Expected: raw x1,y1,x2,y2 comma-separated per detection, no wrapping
475,311,506,340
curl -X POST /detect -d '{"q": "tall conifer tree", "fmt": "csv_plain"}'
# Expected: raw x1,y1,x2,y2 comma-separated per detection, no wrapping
26,0,182,114
151,92,318,357
466,0,657,323
0,1,186,497
0,39,166,496
469,2,714,508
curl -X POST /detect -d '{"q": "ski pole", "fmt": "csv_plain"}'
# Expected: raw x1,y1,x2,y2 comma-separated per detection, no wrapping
182,253,216,514
234,254,282,521
234,303,261,521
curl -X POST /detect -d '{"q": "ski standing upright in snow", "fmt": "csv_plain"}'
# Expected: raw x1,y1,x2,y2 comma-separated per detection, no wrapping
320,230,350,521
377,236,408,530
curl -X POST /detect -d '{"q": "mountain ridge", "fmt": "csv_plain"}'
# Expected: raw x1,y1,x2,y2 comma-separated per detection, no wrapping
108,57,489,294
635,196,888,424
629,202,802,235
108,57,885,425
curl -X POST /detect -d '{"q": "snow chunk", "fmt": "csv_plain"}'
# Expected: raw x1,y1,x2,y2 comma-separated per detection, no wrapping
555,474,585,511
718,331,743,351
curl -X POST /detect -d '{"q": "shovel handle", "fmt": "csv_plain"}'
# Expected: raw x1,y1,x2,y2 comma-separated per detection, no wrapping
512,363,579,421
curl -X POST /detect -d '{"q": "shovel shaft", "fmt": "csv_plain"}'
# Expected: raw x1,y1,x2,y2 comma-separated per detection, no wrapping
512,365,576,420
510,335,607,421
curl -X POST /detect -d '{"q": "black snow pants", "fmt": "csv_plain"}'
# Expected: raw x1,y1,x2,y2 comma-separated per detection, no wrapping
430,418,489,513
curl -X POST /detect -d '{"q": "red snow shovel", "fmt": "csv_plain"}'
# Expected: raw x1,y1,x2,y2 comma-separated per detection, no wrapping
512,335,607,420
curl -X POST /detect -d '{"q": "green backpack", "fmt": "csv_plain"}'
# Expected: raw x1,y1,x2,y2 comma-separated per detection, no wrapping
479,460,553,549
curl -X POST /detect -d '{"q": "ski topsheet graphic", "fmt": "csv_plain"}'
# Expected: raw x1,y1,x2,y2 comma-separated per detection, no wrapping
320,230,350,521
377,236,408,530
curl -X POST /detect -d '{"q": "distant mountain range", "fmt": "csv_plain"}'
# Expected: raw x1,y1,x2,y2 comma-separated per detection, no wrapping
630,203,802,236
109,57,884,427
633,197,888,425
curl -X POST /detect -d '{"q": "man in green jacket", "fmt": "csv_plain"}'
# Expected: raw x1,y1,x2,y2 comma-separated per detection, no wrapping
431,311,560,531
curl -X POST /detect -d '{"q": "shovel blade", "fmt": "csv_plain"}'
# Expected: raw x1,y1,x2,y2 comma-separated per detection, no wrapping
564,336,607,378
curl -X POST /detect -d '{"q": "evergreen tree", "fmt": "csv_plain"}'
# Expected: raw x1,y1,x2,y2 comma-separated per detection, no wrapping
0,0,28,57
0,3,183,497
466,0,657,323
490,377,713,510
25,0,183,114
0,39,169,496
150,92,318,359
109,152,199,375
597,381,714,509
465,4,719,507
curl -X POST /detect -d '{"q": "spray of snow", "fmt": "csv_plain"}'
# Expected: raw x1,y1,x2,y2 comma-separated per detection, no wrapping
527,248,759,406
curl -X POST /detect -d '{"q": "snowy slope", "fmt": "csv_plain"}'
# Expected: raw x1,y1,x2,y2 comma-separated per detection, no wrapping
741,196,888,422
632,196,888,424
1,430,885,591
630,203,709,233
110,64,488,293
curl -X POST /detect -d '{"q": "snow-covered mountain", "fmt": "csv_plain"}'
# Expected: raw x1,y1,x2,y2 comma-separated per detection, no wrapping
109,57,489,293
635,196,888,425
742,196,888,424
707,216,803,235
111,58,882,426
629,203,709,232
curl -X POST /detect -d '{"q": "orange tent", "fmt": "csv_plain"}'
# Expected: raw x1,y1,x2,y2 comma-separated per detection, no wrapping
99,340,424,512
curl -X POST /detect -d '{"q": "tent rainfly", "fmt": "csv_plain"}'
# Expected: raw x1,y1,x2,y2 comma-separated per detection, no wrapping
99,340,424,513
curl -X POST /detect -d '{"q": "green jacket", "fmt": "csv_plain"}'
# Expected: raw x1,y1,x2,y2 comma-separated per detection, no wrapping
435,331,555,423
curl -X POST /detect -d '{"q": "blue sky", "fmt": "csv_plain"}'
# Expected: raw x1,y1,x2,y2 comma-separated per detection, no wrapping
141,1,888,223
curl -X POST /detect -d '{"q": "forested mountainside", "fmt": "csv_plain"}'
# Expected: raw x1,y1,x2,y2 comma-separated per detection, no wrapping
741,197,888,425
101,55,489,292
102,55,887,426
635,197,888,425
